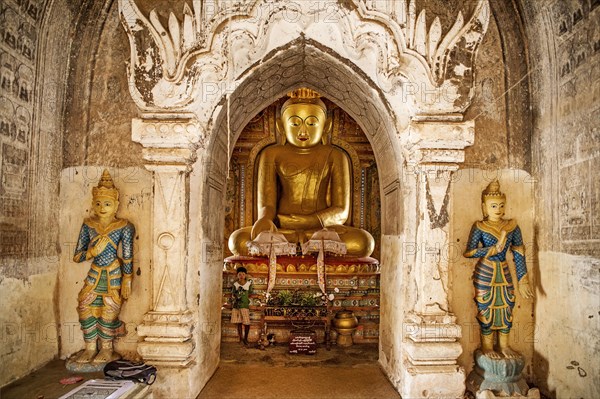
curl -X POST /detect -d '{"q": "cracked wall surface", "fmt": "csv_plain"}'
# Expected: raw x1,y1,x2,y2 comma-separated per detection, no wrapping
521,0,600,397
0,0,74,386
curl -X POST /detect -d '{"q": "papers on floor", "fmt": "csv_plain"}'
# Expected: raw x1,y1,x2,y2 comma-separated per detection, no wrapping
58,379,136,399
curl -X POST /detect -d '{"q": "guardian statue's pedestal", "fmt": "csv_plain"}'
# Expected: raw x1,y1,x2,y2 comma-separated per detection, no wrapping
467,350,540,398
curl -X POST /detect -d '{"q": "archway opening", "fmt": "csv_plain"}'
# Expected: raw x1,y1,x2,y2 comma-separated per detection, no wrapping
189,40,410,383
220,94,382,348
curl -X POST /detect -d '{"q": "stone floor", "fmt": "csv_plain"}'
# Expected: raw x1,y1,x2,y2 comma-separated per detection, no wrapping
198,342,401,399
0,343,400,399
0,342,550,399
0,359,105,399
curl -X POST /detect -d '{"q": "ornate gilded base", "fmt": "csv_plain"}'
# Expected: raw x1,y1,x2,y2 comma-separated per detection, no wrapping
223,255,380,345
467,350,540,398
223,255,380,274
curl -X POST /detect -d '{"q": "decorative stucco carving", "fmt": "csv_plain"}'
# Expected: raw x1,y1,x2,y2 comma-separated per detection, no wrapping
118,0,490,117
425,174,451,230
354,0,490,87
132,115,204,167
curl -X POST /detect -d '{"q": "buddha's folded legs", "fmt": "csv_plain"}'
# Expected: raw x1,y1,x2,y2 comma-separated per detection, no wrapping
228,225,374,257
228,226,253,256
326,225,374,258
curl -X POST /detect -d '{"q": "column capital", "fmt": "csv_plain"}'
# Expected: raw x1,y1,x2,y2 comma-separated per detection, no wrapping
132,114,205,169
403,118,475,166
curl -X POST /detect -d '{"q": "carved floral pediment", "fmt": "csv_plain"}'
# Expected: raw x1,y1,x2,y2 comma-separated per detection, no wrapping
118,0,490,118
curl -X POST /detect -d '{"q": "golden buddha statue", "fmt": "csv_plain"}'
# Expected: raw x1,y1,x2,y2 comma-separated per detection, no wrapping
228,88,374,258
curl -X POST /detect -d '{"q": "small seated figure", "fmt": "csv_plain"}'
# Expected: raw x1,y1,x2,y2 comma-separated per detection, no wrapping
72,170,135,364
228,88,374,257
464,180,534,359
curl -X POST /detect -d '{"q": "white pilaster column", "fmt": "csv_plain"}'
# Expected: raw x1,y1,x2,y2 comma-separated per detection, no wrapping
131,114,203,366
401,118,474,399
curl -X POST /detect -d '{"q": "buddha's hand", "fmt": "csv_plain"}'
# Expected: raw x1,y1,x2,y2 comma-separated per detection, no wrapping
121,275,132,299
277,213,321,230
518,277,534,299
251,217,277,239
89,236,110,257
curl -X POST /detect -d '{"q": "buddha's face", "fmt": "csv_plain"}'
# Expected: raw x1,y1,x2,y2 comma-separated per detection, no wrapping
483,197,505,222
93,196,118,220
281,103,326,148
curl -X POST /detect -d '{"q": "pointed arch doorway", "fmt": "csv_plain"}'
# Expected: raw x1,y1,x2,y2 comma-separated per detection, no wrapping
220,91,384,344
195,35,406,360
192,39,405,397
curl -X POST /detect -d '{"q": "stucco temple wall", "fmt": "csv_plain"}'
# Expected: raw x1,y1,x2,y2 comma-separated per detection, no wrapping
379,235,411,391
0,0,73,387
534,252,599,396
0,274,58,386
521,1,600,397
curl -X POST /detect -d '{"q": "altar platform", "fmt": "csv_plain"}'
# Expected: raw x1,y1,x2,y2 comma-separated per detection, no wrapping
222,255,380,345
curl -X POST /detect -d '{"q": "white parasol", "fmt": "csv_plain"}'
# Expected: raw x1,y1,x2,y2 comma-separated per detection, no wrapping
301,228,347,294
247,230,296,293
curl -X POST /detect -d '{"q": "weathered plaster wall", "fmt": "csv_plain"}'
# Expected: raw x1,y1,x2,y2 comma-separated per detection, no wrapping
0,0,73,269
519,0,600,397
187,152,228,397
0,0,44,264
379,234,411,391
378,167,419,392
451,169,535,380
82,5,142,167
534,252,599,396
463,0,533,171
464,11,510,168
0,0,73,387
0,273,58,385
57,167,152,359
63,0,142,168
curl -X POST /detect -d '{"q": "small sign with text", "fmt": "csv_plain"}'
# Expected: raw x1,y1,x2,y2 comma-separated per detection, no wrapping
289,330,317,355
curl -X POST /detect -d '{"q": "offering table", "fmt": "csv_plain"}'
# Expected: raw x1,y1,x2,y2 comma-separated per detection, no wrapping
222,255,380,346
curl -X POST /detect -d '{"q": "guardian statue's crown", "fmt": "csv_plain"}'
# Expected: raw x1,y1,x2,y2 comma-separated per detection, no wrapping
92,169,119,201
481,179,505,202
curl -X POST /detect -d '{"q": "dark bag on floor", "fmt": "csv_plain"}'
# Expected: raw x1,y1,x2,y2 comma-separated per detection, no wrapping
103,360,157,385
